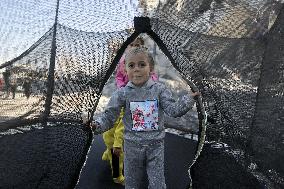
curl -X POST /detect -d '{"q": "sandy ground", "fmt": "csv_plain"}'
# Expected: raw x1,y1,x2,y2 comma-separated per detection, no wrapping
0,92,44,123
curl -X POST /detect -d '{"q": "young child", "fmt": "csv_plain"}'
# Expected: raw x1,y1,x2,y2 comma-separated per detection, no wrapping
115,36,158,88
83,46,200,188
102,36,158,185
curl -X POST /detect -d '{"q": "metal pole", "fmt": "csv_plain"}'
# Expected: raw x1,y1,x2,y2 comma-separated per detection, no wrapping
43,0,60,122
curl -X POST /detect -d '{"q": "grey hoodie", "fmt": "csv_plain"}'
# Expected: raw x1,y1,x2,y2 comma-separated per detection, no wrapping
94,79,195,145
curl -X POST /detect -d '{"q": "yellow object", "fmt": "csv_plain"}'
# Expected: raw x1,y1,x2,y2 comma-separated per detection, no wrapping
113,175,125,186
102,109,125,185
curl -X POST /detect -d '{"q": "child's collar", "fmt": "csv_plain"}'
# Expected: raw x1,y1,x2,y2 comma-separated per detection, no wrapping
126,79,155,89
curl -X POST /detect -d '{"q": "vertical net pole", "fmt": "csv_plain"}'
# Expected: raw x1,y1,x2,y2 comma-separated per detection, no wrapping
43,0,60,122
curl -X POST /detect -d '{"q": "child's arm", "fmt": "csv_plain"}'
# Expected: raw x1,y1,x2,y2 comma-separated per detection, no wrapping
82,90,125,133
81,112,98,132
160,85,200,117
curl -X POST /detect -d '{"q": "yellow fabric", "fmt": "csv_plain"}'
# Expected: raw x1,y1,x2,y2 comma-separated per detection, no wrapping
102,109,125,182
102,109,124,148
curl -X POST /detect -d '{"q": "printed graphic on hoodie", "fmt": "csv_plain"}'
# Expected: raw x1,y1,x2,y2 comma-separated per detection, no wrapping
130,100,159,131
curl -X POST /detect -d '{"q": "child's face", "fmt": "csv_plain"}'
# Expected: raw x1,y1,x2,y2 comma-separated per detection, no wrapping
125,52,152,87
126,39,143,51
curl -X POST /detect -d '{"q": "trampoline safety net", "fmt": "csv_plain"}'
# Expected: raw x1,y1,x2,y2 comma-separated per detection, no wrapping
0,0,283,189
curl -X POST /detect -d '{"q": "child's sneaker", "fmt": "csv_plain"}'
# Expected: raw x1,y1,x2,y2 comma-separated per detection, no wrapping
113,175,125,186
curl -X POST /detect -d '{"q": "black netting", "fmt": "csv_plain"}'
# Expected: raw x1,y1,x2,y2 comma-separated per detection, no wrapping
0,122,91,189
50,24,130,121
248,8,284,185
0,0,283,188
0,28,53,127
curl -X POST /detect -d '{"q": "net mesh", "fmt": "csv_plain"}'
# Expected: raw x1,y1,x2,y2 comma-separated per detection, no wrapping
0,0,283,188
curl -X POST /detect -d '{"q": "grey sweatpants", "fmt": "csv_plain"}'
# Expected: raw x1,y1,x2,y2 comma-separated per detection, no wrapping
124,140,166,189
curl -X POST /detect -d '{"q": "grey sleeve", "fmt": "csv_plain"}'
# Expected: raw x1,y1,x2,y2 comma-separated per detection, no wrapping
93,89,124,133
159,85,195,117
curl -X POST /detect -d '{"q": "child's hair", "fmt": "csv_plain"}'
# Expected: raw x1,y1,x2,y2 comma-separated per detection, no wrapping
129,36,145,47
135,36,144,45
125,46,155,69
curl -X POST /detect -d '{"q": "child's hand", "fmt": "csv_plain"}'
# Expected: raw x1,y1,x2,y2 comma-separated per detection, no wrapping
81,112,97,130
81,111,90,125
113,147,122,157
191,91,201,97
